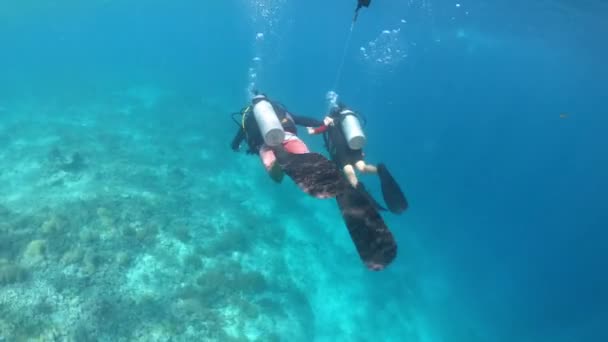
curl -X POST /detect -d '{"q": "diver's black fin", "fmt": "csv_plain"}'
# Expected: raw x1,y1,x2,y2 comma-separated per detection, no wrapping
274,148,397,269
275,150,343,199
378,163,408,214
336,184,397,270
356,182,387,211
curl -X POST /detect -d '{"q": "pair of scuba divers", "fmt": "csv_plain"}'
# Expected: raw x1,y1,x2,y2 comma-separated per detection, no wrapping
230,93,407,214
228,1,401,270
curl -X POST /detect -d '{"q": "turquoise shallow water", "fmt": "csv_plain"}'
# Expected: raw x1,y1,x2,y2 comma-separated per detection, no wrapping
1,0,607,341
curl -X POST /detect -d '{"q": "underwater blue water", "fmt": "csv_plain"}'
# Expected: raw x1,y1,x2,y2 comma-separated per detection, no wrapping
1,0,607,341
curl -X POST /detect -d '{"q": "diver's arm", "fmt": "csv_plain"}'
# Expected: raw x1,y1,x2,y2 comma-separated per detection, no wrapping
306,115,335,133
230,129,245,151
307,125,329,135
290,114,324,127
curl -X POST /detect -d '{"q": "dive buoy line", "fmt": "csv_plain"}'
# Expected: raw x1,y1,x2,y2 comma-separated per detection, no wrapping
332,0,371,92
332,22,355,92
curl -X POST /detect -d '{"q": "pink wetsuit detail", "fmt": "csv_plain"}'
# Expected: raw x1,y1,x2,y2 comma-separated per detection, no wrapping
259,135,310,171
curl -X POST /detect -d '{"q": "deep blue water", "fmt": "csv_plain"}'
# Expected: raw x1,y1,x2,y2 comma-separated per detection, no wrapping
1,0,607,341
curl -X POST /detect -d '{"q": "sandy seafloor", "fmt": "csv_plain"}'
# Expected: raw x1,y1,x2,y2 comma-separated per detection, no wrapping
0,85,464,342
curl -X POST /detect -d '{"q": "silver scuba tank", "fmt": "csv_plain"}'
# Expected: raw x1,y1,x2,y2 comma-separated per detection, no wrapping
252,95,285,146
340,109,366,150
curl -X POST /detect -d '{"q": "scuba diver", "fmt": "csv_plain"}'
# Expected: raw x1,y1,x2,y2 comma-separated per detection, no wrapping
230,92,326,183
353,0,371,22
307,102,408,214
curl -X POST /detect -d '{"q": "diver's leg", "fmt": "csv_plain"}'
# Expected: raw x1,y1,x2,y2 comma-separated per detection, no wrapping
259,145,283,182
259,145,276,171
355,160,377,173
343,164,358,188
351,160,386,210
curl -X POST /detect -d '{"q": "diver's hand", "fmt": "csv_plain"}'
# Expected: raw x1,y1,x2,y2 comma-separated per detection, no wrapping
323,116,334,126
307,127,315,135
231,142,240,152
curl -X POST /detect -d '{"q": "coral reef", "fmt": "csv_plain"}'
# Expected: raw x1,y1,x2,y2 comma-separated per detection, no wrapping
21,240,47,267
0,260,27,285
48,147,86,173
41,214,67,235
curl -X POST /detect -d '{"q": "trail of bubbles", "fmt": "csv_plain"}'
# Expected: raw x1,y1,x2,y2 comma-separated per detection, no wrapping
243,0,287,99
357,0,437,73
245,0,287,31
246,32,266,99
326,90,339,111
359,22,409,70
